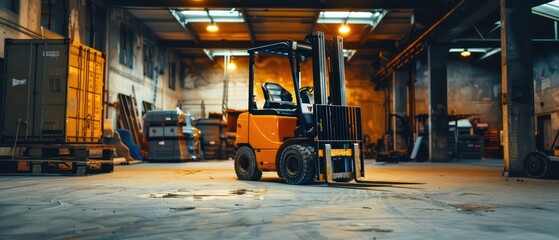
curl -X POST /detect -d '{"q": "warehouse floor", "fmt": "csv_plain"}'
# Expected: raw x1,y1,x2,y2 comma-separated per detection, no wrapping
1,159,558,239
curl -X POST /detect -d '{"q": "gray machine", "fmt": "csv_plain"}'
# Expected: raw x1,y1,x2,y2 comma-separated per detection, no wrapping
146,110,189,161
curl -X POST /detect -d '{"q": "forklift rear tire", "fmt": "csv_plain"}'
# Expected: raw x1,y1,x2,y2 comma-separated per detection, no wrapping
279,144,315,185
234,146,262,181
524,151,551,179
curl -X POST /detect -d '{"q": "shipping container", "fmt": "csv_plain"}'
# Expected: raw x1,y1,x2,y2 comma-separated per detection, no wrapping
2,38,105,143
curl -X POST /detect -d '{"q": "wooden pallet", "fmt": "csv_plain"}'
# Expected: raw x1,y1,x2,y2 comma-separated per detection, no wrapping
0,143,115,176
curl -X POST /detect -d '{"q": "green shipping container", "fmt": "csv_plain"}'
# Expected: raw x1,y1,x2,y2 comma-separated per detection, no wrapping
2,38,105,143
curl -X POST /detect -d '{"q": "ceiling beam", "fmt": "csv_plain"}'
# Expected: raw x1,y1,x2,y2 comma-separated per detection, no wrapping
433,0,499,43
371,0,504,83
169,9,200,44
530,0,553,7
159,40,396,50
359,25,375,46
137,19,177,23
240,9,256,44
371,0,467,83
451,38,559,48
309,10,321,32
359,10,388,45
203,49,215,62
450,39,500,48
110,0,440,9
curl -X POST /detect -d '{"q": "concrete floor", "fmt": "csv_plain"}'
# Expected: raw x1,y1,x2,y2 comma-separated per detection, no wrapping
1,159,558,239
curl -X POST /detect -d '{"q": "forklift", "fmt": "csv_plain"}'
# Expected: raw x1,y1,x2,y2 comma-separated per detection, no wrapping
234,32,379,185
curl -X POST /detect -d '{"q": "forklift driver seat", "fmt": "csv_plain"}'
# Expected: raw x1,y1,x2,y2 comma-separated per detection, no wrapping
262,82,297,109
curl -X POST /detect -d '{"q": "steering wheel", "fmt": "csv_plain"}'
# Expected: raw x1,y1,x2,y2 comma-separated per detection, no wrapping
300,86,314,94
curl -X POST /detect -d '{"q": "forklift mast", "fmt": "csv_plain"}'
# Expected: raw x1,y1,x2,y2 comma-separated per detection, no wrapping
308,33,364,182
304,32,365,182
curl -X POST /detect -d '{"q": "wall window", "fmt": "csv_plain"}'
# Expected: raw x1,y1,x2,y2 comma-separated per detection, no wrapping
169,62,176,90
85,0,107,49
0,0,19,14
119,25,134,69
41,0,67,35
157,50,165,75
143,43,154,79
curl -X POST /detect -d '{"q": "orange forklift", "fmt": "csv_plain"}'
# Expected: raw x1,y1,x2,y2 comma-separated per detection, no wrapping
234,32,375,185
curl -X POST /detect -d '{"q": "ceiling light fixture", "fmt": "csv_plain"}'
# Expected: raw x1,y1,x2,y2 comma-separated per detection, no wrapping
207,22,219,32
227,62,237,70
338,12,351,34
460,49,471,57
179,9,243,22
227,54,237,70
338,23,350,34
206,9,219,32
318,10,386,24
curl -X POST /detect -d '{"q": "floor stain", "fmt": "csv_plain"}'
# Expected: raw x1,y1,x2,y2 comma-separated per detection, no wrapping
457,193,480,196
175,170,201,175
170,207,195,211
451,203,497,212
161,193,181,198
145,192,191,199
340,223,393,233
141,188,267,201
230,189,249,195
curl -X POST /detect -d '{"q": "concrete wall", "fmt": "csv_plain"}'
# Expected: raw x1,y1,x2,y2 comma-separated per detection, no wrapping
180,57,387,141
534,47,559,115
415,59,503,130
105,9,183,126
534,45,559,149
0,0,42,58
412,46,559,141
180,56,249,117
346,59,387,142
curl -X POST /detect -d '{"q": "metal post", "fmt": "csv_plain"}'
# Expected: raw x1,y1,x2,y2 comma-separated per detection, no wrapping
408,65,416,139
222,54,230,121
392,71,408,151
427,44,449,162
500,0,535,176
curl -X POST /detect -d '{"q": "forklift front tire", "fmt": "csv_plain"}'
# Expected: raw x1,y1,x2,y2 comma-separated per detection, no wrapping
279,144,315,185
234,146,262,181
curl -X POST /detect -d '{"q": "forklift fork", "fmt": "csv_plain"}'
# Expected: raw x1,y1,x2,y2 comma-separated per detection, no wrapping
324,143,422,188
